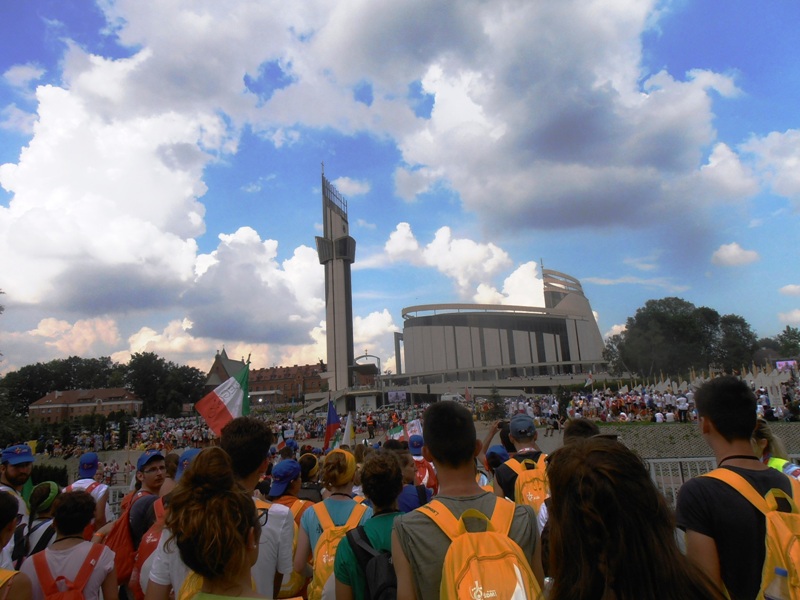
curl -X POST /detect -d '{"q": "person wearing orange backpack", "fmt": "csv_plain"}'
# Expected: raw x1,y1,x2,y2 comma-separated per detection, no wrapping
294,449,372,600
392,401,543,600
21,490,118,600
492,414,545,503
677,376,799,600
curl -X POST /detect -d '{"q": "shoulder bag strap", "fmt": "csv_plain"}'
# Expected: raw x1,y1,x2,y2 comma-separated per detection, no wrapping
703,469,769,515
30,523,57,555
73,544,105,592
344,503,368,529
32,552,58,594
418,500,460,541
488,497,515,536
85,481,101,495
313,502,335,530
346,525,380,573
153,497,166,520
504,458,524,476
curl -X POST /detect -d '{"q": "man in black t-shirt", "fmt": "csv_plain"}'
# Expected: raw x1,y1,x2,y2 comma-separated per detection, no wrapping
493,414,543,500
676,377,794,600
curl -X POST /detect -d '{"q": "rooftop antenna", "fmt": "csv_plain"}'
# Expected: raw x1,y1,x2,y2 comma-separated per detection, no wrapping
321,161,325,175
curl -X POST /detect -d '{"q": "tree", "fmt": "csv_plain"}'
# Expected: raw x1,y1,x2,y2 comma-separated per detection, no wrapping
613,297,758,377
618,298,716,377
777,326,800,357
602,334,630,376
716,315,758,373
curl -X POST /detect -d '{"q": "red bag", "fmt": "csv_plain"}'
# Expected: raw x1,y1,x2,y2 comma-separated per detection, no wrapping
102,490,152,585
129,497,166,600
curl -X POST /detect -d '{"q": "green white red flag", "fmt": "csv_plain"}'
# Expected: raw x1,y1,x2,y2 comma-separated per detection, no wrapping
196,363,250,436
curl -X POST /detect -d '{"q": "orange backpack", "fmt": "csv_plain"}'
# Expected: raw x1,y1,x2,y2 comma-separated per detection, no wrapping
418,497,541,600
307,502,368,600
704,469,800,599
33,543,105,600
505,455,549,512
129,497,167,600
101,490,152,585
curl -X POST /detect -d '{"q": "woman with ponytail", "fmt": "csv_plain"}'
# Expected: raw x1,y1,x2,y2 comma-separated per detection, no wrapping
294,449,373,599
164,446,264,599
25,481,61,556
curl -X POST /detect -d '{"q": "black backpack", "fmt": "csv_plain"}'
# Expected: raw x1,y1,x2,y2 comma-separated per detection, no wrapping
346,525,397,600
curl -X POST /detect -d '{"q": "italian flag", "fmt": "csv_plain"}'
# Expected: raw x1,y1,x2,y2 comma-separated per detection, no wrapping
196,364,250,436
386,424,407,441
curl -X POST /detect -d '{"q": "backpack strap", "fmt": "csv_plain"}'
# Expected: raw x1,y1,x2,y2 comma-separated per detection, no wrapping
418,500,460,540
289,499,308,526
487,497,515,536
346,525,381,574
153,497,166,520
536,454,548,469
84,481,101,495
32,551,58,595
71,543,106,592
344,503,368,530
10,522,27,569
703,468,800,515
313,502,335,530
504,458,524,476
30,522,57,555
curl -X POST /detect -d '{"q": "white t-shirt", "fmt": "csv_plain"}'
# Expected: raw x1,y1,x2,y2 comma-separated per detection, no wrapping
66,478,114,523
0,485,28,570
20,541,115,600
148,500,293,599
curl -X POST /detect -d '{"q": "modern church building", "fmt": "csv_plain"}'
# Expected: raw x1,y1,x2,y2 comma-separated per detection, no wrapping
386,269,605,394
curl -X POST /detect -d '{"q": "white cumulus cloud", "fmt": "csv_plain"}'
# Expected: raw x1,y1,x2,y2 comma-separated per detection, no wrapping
711,242,760,267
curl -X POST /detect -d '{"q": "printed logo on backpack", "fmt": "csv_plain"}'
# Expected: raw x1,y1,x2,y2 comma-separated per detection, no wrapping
418,497,542,600
704,468,800,600
308,502,368,600
505,455,549,511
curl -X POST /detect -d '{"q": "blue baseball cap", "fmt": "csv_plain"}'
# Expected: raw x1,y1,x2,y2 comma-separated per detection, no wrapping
409,435,424,456
486,445,510,462
136,449,164,472
2,445,34,466
176,448,201,481
78,452,99,479
269,459,301,497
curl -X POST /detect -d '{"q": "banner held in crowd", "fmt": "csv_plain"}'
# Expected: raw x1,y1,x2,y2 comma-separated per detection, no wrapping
196,362,250,436
323,397,340,450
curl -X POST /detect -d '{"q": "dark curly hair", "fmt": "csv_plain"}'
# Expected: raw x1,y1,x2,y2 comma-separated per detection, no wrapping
53,491,96,535
360,450,403,510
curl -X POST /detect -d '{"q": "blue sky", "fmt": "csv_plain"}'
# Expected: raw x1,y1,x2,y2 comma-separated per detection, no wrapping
1,0,799,376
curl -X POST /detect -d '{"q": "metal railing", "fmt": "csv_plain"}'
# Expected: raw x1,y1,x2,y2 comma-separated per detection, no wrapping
647,454,800,508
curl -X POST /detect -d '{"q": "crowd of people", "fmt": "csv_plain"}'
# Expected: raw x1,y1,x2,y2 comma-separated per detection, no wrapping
0,374,797,599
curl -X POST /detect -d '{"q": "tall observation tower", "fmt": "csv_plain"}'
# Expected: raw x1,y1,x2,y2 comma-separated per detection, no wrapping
315,171,356,393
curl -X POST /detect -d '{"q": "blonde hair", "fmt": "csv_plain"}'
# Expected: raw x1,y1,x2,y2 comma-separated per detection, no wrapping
752,419,789,459
165,447,260,585
321,449,356,488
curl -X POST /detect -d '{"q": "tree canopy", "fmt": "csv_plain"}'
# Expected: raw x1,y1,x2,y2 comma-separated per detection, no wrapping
0,352,206,417
606,297,758,377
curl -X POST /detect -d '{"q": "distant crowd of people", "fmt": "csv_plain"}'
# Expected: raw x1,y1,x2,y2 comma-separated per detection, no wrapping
0,374,797,599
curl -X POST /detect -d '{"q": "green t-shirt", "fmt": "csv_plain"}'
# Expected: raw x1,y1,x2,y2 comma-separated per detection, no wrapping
333,512,401,600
